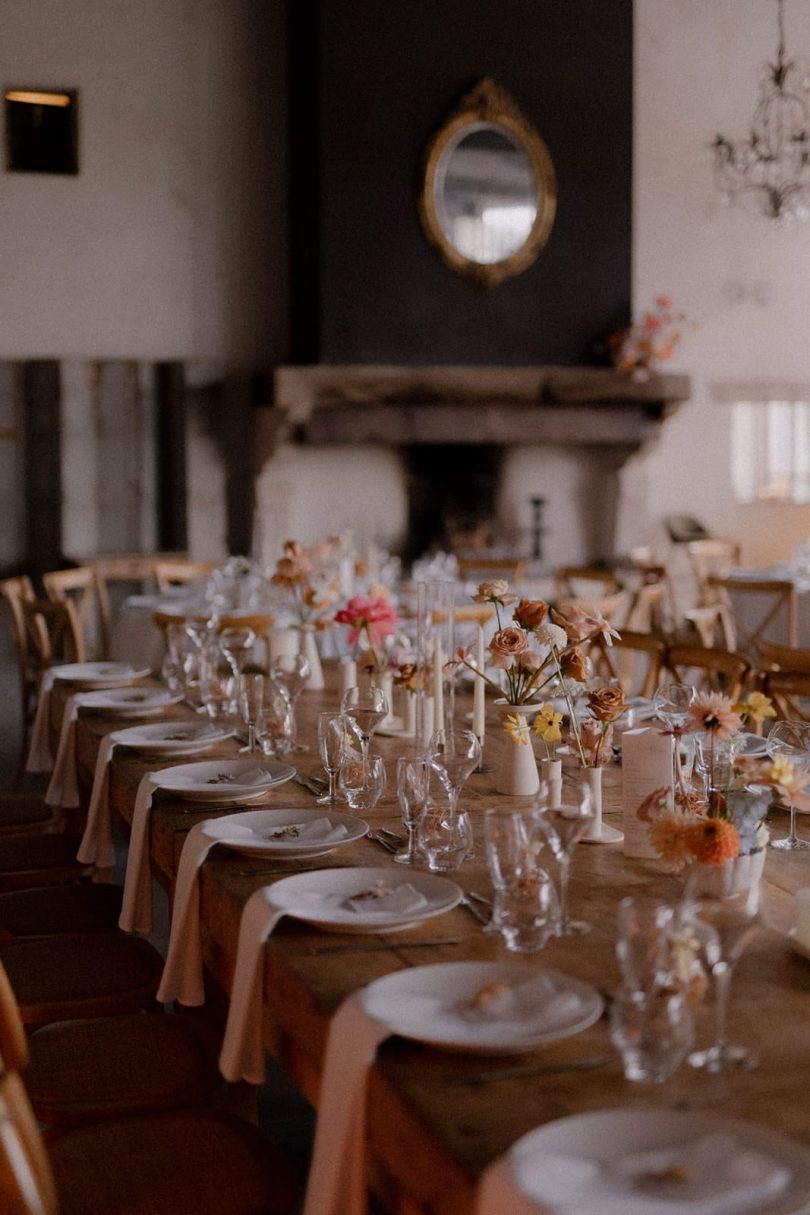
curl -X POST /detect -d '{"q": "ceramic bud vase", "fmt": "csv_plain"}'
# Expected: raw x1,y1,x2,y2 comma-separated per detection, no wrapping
403,692,417,737
580,766,624,845
541,758,562,808
378,670,395,728
494,702,540,797
299,624,325,691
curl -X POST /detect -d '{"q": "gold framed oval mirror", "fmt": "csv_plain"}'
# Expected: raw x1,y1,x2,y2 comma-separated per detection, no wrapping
418,77,556,289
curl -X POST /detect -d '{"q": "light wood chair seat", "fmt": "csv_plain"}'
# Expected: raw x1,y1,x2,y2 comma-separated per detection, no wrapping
0,885,123,940
153,559,217,592
27,1012,220,1131
0,932,164,1027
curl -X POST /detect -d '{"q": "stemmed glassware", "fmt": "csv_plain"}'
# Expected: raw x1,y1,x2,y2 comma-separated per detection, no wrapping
766,720,810,850
533,796,595,936
238,673,265,754
426,729,481,818
683,861,761,1072
317,712,348,805
395,757,430,864
218,626,256,677
653,682,695,792
340,686,389,767
270,652,311,751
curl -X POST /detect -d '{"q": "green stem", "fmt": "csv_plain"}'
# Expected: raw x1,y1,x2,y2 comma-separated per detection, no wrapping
551,645,588,767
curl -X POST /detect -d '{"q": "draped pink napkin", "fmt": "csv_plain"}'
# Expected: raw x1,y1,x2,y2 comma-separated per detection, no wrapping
301,991,390,1215
218,887,285,1084
156,817,255,1006
474,1161,546,1215
45,693,99,808
118,774,160,933
76,733,125,867
26,669,57,772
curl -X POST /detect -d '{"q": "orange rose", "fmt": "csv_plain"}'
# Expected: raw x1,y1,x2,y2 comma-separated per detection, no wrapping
513,598,549,630
560,647,589,682
587,685,627,723
488,626,529,670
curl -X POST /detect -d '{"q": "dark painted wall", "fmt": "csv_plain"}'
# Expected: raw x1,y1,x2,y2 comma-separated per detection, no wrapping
289,0,632,367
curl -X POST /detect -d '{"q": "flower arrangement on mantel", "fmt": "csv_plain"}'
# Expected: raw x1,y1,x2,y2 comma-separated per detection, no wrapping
638,691,792,870
270,539,340,629
605,294,690,378
454,580,627,763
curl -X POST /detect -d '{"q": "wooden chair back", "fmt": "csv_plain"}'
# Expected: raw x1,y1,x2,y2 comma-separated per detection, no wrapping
683,603,736,650
153,560,216,593
42,567,104,659
705,576,798,657
590,629,665,699
0,1071,58,1215
757,640,810,674
664,644,749,700
686,539,741,607
22,599,85,670
0,578,39,764
762,670,810,722
554,565,619,602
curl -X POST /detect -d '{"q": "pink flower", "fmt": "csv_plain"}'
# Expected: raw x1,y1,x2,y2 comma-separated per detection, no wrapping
488,626,529,670
335,594,398,647
685,692,742,741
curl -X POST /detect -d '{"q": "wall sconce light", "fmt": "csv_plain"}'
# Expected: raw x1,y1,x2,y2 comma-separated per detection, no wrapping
4,87,79,174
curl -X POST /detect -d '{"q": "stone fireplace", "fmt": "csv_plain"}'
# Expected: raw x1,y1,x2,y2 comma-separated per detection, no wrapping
252,365,690,571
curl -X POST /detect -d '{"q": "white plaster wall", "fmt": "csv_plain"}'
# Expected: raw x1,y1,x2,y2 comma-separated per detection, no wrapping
625,0,810,567
0,0,287,364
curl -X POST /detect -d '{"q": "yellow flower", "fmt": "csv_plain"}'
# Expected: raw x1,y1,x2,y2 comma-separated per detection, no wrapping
770,755,802,792
533,703,563,743
503,714,531,745
733,692,776,725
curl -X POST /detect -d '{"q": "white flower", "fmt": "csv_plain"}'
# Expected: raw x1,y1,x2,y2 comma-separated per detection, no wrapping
536,622,568,651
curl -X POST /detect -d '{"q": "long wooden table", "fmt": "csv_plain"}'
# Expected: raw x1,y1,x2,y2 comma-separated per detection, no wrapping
53,670,810,1215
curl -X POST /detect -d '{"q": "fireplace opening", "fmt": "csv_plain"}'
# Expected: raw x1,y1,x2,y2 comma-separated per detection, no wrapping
403,444,503,564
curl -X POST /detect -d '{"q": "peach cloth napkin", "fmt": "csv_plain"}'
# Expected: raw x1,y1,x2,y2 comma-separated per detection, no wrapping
219,887,286,1083
26,669,58,772
118,774,161,933
76,733,125,867
156,817,255,1006
300,991,390,1215
475,1161,547,1215
45,693,98,808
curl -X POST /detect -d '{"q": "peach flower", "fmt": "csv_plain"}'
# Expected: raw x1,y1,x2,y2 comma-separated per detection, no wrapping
686,818,740,865
488,626,529,670
513,598,549,630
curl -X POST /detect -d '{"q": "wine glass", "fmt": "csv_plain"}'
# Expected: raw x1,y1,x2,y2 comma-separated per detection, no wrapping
238,672,265,754
218,626,256,677
270,652,312,751
317,712,348,805
533,797,594,936
340,686,388,766
395,757,430,864
683,861,761,1072
426,729,481,818
766,720,810,850
653,682,695,791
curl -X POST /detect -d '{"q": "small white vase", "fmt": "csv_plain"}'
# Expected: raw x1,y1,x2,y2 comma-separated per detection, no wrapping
580,766,624,844
403,692,417,736
298,624,324,691
494,702,540,797
541,758,562,808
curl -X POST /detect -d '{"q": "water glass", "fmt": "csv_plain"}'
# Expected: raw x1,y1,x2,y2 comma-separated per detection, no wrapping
256,687,295,759
239,672,266,753
500,868,558,953
484,808,538,935
609,983,693,1082
418,806,473,873
615,898,677,992
338,752,387,812
198,642,237,723
395,757,430,864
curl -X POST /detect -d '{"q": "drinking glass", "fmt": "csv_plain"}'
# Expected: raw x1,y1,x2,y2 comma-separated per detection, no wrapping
418,806,473,873
533,797,595,936
338,751,387,812
198,641,237,723
484,808,539,936
161,622,191,694
395,757,430,864
317,712,348,805
340,686,388,765
766,720,810,850
218,626,257,676
427,729,481,817
694,733,741,809
238,672,265,754
653,682,695,791
609,983,693,1082
615,897,677,992
683,859,761,1072
270,652,312,751
256,687,295,760
500,867,558,953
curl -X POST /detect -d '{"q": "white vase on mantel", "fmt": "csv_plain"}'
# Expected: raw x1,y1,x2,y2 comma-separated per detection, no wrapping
298,624,325,691
494,701,540,797
579,765,623,845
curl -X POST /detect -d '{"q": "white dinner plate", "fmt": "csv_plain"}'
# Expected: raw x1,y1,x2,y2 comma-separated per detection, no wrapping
80,688,184,716
152,758,295,802
52,661,152,689
206,808,368,858
112,720,233,756
267,866,461,934
361,961,603,1054
504,1108,810,1215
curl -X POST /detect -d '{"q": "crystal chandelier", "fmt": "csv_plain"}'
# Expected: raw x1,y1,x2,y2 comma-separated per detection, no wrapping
714,0,810,220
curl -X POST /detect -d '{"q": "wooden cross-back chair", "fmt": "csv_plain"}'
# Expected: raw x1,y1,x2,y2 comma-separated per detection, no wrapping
0,577,40,766
761,669,810,722
41,567,104,660
685,538,742,607
554,565,620,602
589,629,666,699
756,640,810,674
705,575,798,658
153,559,216,593
663,643,749,700
0,1071,58,1215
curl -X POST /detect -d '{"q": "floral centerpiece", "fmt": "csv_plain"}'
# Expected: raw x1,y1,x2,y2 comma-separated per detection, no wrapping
271,539,340,630
605,295,690,378
334,590,399,672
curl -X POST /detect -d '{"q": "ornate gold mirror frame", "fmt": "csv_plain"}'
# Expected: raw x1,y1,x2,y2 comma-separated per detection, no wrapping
418,77,556,288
